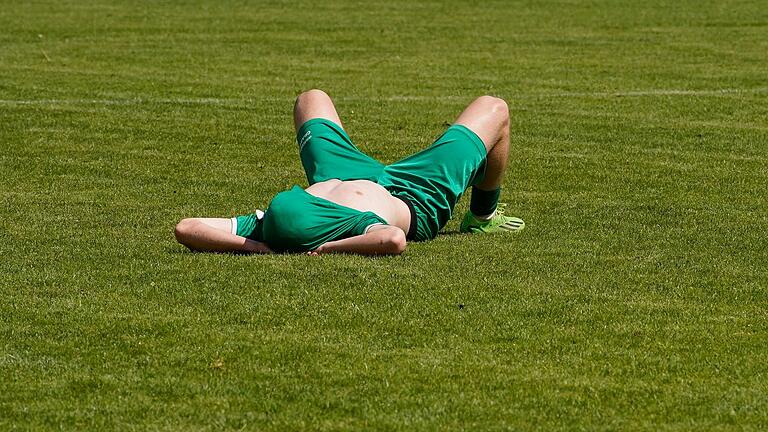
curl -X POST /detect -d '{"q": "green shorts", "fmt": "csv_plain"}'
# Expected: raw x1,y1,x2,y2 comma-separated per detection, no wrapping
296,118,487,241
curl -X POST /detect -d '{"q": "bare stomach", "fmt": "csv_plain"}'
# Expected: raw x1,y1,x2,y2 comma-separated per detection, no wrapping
305,179,411,235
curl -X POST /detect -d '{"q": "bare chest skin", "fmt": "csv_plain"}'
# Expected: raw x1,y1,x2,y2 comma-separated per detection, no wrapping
305,179,411,234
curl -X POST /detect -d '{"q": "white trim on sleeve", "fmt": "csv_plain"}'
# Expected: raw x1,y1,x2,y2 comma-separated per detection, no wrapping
230,217,238,235
364,223,385,234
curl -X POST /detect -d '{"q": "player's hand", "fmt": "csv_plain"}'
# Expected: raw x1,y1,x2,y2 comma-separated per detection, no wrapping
244,239,273,254
307,244,326,256
257,243,273,254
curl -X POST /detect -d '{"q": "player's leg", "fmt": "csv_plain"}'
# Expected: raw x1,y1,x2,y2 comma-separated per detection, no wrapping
174,217,270,253
380,95,522,239
292,89,384,184
454,96,524,233
454,95,510,190
293,89,344,131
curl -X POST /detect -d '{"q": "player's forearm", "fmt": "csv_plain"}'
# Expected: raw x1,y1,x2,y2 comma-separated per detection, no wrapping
315,227,406,255
175,220,271,253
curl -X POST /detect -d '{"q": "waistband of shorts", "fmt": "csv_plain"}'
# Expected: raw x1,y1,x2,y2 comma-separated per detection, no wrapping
393,194,418,241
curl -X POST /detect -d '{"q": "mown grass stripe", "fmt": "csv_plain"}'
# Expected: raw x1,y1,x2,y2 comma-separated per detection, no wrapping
2,87,767,107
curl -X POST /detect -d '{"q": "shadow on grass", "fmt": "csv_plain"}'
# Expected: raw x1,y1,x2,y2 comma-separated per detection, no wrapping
166,246,265,256
164,245,403,259
438,230,467,237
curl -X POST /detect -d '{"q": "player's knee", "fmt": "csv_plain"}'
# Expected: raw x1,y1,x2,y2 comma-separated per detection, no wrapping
479,95,509,122
296,89,331,105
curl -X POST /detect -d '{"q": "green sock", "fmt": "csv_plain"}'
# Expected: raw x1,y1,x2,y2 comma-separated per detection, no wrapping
470,187,500,218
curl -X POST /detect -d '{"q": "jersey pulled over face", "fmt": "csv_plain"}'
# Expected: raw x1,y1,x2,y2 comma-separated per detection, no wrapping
261,185,387,252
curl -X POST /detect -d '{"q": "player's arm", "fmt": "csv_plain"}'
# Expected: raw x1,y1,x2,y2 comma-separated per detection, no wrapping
174,218,272,254
312,225,406,256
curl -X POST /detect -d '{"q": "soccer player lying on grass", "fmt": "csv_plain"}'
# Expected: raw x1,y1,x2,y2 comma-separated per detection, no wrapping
174,89,524,256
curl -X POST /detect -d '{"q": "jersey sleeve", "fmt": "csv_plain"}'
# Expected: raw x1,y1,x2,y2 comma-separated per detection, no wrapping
233,210,265,241
350,212,388,237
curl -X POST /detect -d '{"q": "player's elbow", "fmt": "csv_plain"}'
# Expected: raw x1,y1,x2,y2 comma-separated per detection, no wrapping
174,218,199,246
383,228,407,255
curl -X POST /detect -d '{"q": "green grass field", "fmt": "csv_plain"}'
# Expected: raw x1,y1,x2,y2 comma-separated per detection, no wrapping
2,0,767,429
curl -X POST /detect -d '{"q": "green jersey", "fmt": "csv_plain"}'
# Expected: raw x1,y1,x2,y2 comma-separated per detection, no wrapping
260,186,386,253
